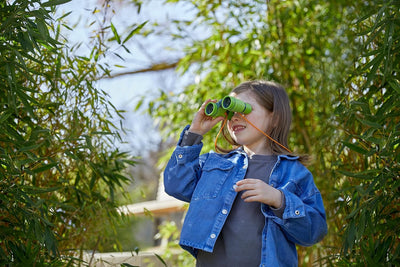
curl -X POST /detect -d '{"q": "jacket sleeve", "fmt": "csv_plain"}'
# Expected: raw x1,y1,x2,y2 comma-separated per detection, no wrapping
163,126,205,202
262,161,328,246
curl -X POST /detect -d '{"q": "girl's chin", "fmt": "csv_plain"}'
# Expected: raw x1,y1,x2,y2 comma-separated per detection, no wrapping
232,137,245,146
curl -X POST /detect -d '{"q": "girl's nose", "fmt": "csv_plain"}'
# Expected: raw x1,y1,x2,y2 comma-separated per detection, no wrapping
230,112,241,121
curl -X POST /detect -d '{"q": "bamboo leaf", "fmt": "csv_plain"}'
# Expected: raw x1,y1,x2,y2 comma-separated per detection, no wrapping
121,263,139,267
343,141,369,155
41,0,71,8
389,80,400,95
111,22,121,44
21,185,62,194
361,53,384,85
154,254,168,267
0,110,12,124
337,169,379,179
31,162,59,173
36,19,49,40
18,143,44,152
135,98,144,111
357,118,382,128
122,21,148,44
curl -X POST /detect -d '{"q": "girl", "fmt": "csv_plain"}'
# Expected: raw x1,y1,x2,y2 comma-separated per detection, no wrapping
163,80,327,266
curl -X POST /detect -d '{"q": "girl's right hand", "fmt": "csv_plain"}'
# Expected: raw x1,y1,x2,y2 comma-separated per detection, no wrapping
188,99,225,136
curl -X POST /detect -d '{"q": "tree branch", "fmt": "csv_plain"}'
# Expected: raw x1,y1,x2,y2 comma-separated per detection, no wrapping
101,61,179,79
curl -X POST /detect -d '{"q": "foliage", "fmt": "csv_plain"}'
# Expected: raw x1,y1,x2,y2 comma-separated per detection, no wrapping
138,0,399,266
332,0,400,265
156,221,195,267
0,0,143,265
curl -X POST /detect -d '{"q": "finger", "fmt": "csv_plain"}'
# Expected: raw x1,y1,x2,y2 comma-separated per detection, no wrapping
241,190,262,203
236,178,259,186
235,180,261,192
198,99,212,111
242,195,259,202
238,180,264,191
240,189,252,199
202,99,219,106
212,116,225,123
234,183,254,192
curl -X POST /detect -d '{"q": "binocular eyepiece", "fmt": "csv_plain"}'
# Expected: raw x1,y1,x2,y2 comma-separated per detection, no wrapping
205,96,252,119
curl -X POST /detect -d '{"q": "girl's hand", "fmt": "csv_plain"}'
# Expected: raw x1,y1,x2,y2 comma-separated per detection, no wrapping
234,179,283,209
188,99,225,136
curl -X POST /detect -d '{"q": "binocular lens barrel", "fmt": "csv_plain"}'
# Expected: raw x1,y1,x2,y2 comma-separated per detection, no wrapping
204,96,252,118
205,101,226,117
222,96,252,114
205,102,217,115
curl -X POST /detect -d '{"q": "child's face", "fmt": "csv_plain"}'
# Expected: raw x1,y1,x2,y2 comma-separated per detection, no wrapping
227,91,273,155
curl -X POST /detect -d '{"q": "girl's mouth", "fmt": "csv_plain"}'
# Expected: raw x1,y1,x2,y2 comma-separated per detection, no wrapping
232,125,246,132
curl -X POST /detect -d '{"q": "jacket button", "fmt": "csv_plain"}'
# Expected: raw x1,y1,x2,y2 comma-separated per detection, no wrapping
178,154,183,158
222,209,228,215
295,210,300,215
210,234,216,239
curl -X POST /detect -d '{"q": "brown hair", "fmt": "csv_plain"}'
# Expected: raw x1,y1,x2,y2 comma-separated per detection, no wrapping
215,80,310,164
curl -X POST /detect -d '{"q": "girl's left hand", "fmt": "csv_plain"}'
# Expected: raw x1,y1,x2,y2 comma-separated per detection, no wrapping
234,179,282,209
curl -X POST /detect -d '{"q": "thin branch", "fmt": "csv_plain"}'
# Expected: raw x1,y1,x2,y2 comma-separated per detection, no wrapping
101,61,179,79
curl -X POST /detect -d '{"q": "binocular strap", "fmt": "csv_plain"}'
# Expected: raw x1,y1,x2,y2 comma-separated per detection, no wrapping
215,114,292,154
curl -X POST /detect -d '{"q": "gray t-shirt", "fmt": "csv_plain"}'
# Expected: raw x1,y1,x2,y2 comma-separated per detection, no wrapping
197,154,282,267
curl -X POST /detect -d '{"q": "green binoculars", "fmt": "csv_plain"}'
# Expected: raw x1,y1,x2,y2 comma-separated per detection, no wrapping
205,96,252,119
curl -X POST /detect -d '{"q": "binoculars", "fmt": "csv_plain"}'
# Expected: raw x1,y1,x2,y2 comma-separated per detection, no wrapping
205,96,252,119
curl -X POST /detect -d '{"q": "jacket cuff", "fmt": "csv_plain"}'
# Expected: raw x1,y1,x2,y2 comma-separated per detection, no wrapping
180,129,203,146
174,126,203,164
270,190,286,219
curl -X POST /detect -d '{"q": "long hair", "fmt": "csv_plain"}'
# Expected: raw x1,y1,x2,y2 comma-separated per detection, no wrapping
215,80,309,163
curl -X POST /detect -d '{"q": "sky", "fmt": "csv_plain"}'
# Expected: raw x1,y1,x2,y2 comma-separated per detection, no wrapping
57,0,197,155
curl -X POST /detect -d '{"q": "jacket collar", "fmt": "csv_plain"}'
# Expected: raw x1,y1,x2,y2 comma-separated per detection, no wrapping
228,147,299,160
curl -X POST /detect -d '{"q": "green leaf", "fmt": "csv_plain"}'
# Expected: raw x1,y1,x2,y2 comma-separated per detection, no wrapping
57,10,72,21
14,87,37,117
36,19,49,40
31,162,59,174
84,135,93,149
363,53,384,85
44,227,58,255
135,98,144,111
121,44,131,53
122,21,148,44
18,143,44,152
89,173,97,190
344,220,356,253
154,253,168,267
389,80,400,95
41,0,71,8
343,141,369,155
357,118,382,128
337,169,379,179
120,263,139,267
17,31,34,52
0,110,12,124
111,22,121,44
21,185,61,194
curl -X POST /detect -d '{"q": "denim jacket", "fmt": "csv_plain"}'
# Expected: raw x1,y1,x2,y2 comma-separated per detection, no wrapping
164,126,327,266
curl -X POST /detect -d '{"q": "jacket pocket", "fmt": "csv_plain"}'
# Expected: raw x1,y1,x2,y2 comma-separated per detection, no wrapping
192,155,234,200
